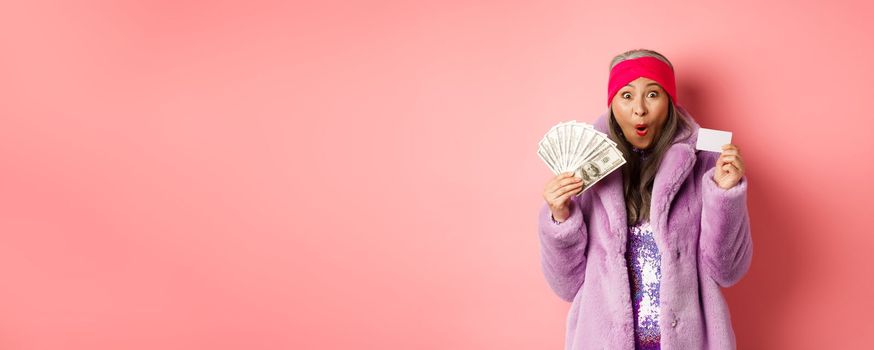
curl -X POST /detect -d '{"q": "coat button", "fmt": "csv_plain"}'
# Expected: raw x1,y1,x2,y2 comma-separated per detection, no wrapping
671,319,678,328
676,249,681,258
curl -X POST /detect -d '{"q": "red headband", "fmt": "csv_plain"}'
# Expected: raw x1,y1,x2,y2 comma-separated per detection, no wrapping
607,56,677,107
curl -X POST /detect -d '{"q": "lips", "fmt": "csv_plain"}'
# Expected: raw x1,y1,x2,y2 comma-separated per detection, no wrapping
635,124,648,136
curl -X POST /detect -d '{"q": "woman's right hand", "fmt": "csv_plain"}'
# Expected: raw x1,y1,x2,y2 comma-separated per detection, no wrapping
542,172,584,222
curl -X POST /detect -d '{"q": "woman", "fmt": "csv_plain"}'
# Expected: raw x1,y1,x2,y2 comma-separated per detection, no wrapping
538,49,752,349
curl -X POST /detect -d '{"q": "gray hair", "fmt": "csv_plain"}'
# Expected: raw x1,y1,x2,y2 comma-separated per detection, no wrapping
609,49,674,72
606,48,690,225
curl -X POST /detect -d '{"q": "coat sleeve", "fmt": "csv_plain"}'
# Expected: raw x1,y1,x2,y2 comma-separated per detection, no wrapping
699,165,753,288
537,194,589,302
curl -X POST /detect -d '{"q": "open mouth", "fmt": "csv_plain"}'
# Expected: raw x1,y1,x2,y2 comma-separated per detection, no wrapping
635,124,648,136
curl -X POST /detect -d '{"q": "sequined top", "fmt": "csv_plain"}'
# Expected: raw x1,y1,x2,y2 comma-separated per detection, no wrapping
626,219,662,349
626,146,662,349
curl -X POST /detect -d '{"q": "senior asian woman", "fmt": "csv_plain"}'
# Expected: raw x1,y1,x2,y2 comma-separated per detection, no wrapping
538,49,752,350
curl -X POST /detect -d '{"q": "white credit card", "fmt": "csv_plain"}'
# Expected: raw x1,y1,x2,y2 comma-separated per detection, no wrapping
696,128,732,152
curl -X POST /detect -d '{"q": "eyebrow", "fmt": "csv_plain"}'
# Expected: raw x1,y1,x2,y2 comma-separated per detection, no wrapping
624,83,661,88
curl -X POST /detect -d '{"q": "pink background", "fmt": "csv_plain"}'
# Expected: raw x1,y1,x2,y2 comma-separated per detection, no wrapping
1,1,871,349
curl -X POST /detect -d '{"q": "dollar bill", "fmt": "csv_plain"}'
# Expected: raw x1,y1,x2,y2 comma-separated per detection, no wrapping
572,145,626,195
537,120,626,191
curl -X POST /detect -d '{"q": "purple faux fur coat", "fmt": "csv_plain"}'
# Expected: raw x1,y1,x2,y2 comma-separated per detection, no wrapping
537,106,752,349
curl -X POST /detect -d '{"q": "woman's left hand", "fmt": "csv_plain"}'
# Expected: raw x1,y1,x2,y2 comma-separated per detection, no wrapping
713,144,745,189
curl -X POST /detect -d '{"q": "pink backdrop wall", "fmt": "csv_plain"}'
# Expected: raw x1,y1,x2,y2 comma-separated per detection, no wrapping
1,1,871,349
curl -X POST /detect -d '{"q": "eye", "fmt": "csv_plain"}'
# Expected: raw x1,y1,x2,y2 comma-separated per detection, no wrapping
647,91,658,98
622,92,632,99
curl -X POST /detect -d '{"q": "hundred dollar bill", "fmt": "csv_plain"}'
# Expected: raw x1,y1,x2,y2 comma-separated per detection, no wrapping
537,120,627,180
545,123,566,171
537,144,558,174
572,145,626,196
568,123,592,171
578,128,606,165
537,139,559,174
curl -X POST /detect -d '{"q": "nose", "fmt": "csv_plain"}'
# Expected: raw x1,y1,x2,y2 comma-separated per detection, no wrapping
633,98,647,118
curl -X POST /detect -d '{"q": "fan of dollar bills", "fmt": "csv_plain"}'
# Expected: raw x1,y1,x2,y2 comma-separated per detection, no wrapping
537,120,626,195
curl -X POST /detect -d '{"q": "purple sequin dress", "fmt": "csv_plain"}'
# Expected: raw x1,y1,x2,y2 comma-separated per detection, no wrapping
626,147,662,349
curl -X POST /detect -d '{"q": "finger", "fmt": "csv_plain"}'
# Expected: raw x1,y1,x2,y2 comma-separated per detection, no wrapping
719,166,741,185
548,173,572,191
722,151,743,170
723,144,741,158
553,181,584,200
731,158,744,175
556,181,584,196
555,186,582,205
715,155,725,171
729,155,744,171
549,180,581,198
728,164,742,179
720,166,737,181
561,176,583,187
551,176,582,193
551,171,578,185
550,171,574,182
550,190,575,207
720,155,738,163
